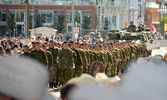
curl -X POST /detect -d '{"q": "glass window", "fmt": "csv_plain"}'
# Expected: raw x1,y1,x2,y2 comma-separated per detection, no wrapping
9,10,25,22
16,10,24,22
74,11,81,24
67,11,72,23
0,10,6,21
39,10,53,24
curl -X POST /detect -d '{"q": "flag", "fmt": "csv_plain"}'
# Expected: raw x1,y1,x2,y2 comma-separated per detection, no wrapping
151,24,156,32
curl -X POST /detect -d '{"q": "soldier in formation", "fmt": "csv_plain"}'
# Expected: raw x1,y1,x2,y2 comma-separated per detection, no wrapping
128,21,136,32
10,38,149,86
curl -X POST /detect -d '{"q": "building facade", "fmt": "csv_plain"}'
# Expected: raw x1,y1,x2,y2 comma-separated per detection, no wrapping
0,0,147,37
0,0,96,36
144,0,160,32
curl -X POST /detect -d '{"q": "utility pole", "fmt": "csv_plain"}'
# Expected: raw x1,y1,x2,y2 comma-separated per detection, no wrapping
32,0,34,29
72,0,74,40
25,0,29,39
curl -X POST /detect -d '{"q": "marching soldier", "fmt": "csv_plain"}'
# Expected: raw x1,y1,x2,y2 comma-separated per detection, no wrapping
72,42,83,77
57,42,75,85
29,42,48,67
47,40,59,88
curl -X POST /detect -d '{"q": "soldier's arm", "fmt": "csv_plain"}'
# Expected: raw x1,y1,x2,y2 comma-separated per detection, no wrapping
43,51,49,67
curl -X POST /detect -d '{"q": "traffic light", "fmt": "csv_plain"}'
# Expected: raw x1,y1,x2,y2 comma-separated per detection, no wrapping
164,24,167,31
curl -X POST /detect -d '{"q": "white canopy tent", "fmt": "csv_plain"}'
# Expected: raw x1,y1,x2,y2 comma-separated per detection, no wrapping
29,27,57,38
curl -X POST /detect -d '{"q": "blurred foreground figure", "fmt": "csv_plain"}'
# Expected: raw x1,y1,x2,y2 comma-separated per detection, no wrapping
69,58,167,100
0,57,56,100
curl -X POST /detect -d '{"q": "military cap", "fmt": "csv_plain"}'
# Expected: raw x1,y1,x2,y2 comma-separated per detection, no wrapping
110,42,114,45
49,40,54,42
23,45,28,48
99,45,102,48
70,41,74,44
62,41,67,45
32,41,36,44
80,43,84,46
42,44,46,47
106,43,110,45
35,42,41,44
68,43,71,46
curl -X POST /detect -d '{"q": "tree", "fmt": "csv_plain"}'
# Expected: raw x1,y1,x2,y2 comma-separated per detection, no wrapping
54,15,65,33
159,15,167,34
35,14,42,28
82,16,91,29
104,17,109,30
7,12,16,36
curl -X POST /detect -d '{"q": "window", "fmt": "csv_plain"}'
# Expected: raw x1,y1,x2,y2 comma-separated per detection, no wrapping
145,14,148,21
39,10,53,24
0,10,6,21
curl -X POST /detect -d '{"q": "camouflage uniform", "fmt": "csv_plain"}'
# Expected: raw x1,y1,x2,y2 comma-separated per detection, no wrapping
47,47,59,85
30,49,48,66
45,50,53,70
128,24,136,32
84,49,90,73
73,48,83,77
57,48,75,85
79,49,88,74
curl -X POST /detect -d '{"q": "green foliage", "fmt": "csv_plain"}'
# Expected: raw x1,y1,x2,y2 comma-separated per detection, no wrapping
159,15,167,34
104,17,109,30
82,16,91,29
7,12,16,36
54,15,65,33
35,14,42,28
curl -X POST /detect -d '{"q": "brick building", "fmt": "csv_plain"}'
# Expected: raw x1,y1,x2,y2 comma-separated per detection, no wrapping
0,4,96,36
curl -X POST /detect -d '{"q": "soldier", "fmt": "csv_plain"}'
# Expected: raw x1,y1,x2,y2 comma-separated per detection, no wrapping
20,45,30,57
29,41,36,51
47,40,59,88
29,42,48,68
57,42,75,85
79,43,88,73
42,44,54,88
42,44,53,70
71,42,83,77
128,21,136,32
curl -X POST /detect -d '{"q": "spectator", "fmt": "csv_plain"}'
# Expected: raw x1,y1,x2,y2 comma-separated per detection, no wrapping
60,84,78,100
90,61,104,77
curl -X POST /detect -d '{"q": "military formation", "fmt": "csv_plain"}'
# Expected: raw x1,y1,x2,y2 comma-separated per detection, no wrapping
17,39,148,87
0,37,148,87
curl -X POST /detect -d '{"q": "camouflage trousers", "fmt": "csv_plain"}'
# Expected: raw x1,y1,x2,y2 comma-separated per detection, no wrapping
105,64,112,76
74,65,83,77
58,68,75,85
49,65,58,83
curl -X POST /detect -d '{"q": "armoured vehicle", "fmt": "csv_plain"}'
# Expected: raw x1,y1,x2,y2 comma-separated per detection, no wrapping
107,27,153,45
